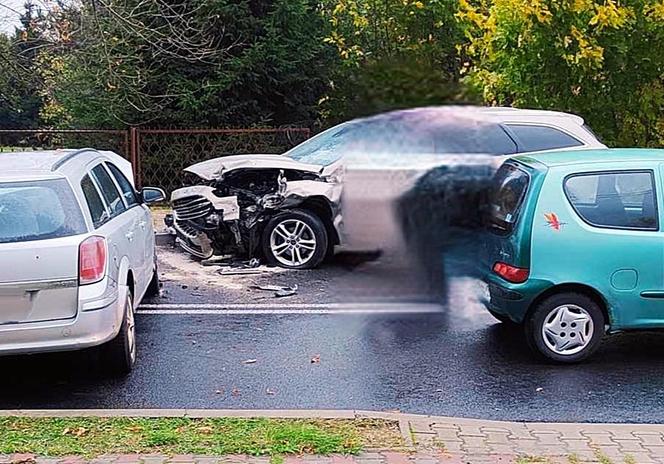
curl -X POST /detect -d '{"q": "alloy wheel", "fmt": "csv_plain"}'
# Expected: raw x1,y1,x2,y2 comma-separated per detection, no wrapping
269,218,317,267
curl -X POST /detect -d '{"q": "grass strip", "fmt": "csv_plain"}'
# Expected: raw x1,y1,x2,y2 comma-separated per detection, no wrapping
0,417,401,458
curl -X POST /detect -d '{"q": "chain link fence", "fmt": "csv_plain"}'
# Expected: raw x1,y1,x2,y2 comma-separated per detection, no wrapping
0,128,311,193
136,128,311,193
0,129,129,158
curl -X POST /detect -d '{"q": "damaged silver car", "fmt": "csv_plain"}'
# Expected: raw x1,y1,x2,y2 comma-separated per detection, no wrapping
169,106,605,269
169,154,341,268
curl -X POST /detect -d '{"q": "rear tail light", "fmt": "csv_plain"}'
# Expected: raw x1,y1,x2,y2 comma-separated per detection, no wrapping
79,236,107,285
493,262,529,283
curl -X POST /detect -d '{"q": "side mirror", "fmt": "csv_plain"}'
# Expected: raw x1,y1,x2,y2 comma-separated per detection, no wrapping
141,187,166,204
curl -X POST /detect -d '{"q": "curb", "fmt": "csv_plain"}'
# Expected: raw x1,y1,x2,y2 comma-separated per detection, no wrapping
2,408,662,429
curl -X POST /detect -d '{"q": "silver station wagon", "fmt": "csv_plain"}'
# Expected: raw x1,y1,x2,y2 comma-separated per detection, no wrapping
0,149,164,375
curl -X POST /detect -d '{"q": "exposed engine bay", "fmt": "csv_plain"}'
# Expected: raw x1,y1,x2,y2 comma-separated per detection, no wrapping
168,159,341,268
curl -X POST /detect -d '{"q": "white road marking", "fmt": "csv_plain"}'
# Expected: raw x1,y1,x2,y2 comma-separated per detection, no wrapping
136,302,442,315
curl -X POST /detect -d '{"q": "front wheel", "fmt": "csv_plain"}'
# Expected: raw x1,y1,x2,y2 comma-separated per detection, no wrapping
262,209,328,269
525,293,605,363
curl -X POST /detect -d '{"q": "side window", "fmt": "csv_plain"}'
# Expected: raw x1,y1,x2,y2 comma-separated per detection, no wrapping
507,124,583,153
91,164,126,218
432,123,517,155
565,171,658,230
81,175,108,228
106,162,138,207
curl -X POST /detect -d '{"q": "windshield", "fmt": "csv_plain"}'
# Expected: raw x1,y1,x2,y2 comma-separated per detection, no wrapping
487,163,530,234
284,113,518,167
0,178,87,244
284,123,356,165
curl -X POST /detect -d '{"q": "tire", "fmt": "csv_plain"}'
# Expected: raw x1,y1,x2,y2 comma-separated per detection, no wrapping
524,292,605,363
488,308,517,325
262,209,328,269
144,256,160,298
101,289,137,376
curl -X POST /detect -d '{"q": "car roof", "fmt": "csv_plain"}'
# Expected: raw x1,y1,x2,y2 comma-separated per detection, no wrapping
514,148,664,168
0,148,132,182
356,105,585,125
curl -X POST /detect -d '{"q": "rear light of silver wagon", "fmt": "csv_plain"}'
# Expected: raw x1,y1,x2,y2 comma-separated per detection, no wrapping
79,236,107,285
493,262,529,284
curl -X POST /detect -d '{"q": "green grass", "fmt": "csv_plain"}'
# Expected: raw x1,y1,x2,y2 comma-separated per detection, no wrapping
0,417,400,458
516,457,550,464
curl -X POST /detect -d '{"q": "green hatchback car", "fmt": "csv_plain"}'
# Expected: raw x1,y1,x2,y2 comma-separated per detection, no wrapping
485,148,664,362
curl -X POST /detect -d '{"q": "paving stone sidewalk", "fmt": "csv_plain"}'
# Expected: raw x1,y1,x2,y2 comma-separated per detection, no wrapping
406,415,664,463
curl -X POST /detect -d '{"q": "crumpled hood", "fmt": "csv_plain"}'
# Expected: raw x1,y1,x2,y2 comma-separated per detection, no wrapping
184,154,324,180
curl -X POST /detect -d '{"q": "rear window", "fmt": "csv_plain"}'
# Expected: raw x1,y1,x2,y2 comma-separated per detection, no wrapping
565,171,658,230
0,179,86,243
488,163,530,234
507,124,583,153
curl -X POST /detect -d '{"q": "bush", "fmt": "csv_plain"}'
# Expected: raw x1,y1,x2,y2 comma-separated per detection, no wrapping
458,0,664,147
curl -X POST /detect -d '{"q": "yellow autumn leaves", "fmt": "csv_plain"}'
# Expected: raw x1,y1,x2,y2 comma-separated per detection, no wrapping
458,0,663,72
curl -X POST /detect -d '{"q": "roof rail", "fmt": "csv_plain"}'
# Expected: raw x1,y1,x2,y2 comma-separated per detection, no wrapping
51,148,97,172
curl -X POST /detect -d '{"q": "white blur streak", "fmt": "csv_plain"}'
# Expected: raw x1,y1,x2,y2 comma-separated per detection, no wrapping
137,302,443,315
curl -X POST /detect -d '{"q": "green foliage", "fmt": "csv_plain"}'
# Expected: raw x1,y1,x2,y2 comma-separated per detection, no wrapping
320,0,470,122
458,0,664,147
0,4,44,129
35,0,336,128
2,0,664,146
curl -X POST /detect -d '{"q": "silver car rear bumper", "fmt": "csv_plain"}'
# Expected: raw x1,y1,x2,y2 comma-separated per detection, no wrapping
0,284,126,356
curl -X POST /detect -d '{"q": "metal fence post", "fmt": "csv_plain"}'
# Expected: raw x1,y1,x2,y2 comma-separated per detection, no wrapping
129,127,141,188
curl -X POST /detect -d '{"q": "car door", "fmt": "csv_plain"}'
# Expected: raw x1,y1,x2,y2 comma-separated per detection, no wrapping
560,167,664,328
105,161,154,298
86,163,140,296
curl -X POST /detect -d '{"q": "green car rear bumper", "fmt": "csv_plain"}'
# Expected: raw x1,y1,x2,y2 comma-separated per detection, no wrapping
485,275,554,323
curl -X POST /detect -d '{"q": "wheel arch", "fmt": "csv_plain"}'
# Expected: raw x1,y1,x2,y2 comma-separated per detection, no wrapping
116,256,135,301
526,283,611,326
293,196,339,246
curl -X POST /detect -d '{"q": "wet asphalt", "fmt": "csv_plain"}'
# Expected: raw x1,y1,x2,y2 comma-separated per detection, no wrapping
2,248,664,423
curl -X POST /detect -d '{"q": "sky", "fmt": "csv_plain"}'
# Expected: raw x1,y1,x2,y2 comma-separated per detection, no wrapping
0,0,24,35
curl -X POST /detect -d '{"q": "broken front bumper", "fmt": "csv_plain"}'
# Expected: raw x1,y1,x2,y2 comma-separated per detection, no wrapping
170,186,242,259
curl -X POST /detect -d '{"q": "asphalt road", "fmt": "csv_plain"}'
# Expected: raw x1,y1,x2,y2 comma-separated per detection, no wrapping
2,247,664,423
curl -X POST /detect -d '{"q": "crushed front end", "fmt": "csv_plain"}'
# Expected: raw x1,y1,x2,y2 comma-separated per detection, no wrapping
168,164,341,264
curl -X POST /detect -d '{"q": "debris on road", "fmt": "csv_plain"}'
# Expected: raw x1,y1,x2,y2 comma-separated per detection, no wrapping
218,268,265,276
311,354,321,364
231,387,241,397
266,388,276,396
251,284,298,298
536,387,544,393
243,359,257,365
216,259,268,276
201,255,234,266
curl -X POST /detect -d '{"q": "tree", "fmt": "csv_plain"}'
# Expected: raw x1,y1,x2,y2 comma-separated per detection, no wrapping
320,0,471,123
0,2,46,129
458,0,664,147
36,0,336,128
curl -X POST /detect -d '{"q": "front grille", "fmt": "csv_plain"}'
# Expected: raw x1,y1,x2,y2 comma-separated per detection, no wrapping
173,195,213,221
